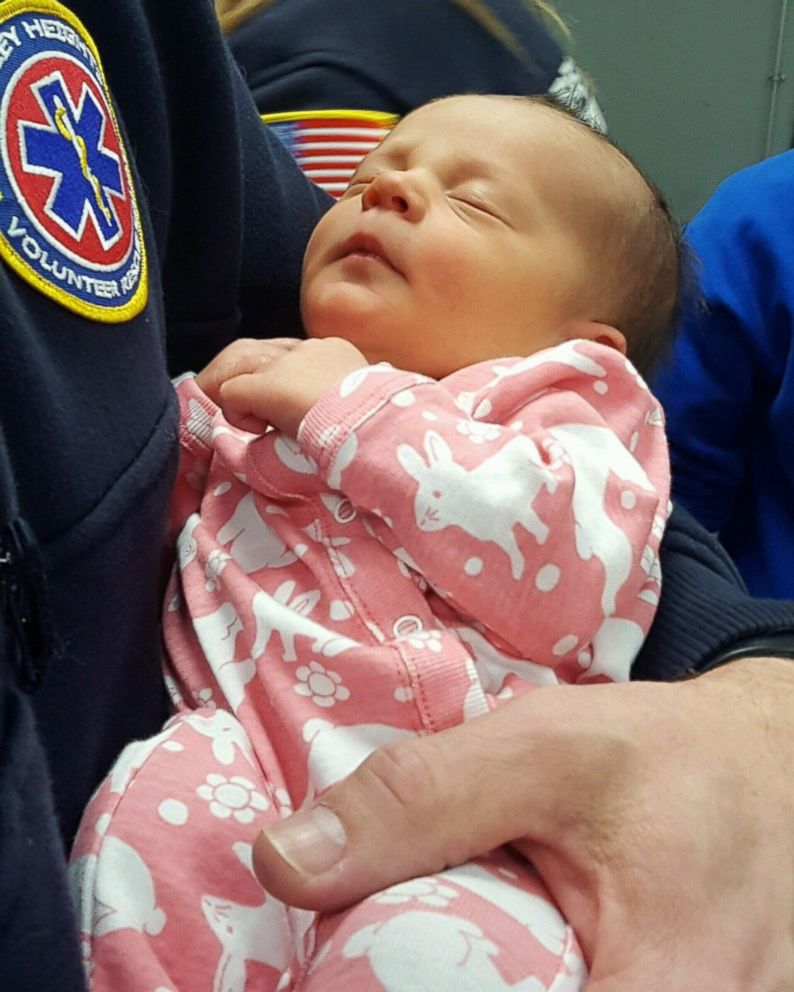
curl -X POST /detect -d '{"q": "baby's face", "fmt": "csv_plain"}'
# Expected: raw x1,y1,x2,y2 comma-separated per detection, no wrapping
301,95,607,378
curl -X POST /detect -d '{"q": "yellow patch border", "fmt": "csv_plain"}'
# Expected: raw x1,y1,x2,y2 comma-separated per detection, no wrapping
262,108,399,127
0,0,148,322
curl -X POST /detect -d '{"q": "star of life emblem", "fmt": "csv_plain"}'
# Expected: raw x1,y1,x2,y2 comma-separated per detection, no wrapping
0,1,147,321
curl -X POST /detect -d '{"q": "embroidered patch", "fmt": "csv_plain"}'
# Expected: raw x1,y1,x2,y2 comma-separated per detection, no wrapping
0,0,146,321
263,110,398,199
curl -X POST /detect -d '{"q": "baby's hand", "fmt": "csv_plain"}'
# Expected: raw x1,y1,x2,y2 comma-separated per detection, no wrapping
197,337,369,437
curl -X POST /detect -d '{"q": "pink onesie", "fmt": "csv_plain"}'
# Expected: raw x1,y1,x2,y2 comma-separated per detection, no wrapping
70,339,669,992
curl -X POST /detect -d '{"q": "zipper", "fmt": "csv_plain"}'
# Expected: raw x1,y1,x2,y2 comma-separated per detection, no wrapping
0,518,55,692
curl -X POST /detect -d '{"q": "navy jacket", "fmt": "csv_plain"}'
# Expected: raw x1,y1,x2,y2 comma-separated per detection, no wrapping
227,0,565,114
0,2,326,988
2,3,794,990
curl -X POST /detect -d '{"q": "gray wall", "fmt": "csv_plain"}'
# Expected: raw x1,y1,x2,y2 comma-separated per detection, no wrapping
555,0,794,220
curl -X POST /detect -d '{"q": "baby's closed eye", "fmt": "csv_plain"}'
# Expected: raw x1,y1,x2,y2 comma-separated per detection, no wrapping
448,192,507,225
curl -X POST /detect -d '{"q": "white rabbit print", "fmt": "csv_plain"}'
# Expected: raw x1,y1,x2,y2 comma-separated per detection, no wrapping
251,580,358,663
216,491,297,573
342,911,549,992
397,430,559,580
78,344,666,991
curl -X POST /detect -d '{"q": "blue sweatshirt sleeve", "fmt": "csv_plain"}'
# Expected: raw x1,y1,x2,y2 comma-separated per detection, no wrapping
654,152,794,532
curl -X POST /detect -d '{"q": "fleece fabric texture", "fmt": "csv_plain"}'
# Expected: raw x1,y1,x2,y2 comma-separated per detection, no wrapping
227,0,565,114
655,150,794,599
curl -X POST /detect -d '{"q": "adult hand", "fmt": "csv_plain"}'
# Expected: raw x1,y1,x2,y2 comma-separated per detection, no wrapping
253,658,794,991
196,336,369,437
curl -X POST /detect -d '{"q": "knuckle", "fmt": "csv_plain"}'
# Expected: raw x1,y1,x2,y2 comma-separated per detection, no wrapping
363,743,439,817
356,741,455,858
217,338,259,364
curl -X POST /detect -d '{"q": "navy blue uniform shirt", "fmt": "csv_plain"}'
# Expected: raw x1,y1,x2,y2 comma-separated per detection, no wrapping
227,0,564,114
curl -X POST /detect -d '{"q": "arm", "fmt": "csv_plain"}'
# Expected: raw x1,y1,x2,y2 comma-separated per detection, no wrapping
204,336,668,669
653,155,794,533
298,341,669,672
100,3,331,376
634,502,794,680
252,653,794,992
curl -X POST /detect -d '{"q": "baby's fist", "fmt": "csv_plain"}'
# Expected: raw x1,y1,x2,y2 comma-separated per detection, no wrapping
219,337,369,437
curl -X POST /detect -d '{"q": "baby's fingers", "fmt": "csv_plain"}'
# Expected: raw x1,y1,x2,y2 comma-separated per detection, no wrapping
217,372,275,434
196,337,301,401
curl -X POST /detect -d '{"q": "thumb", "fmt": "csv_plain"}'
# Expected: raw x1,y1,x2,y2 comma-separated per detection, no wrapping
585,978,643,992
251,685,628,913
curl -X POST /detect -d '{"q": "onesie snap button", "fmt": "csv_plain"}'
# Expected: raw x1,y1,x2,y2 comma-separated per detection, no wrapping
333,498,357,524
392,614,423,638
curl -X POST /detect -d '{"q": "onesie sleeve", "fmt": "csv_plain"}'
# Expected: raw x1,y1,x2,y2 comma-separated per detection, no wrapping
299,340,670,681
167,376,250,544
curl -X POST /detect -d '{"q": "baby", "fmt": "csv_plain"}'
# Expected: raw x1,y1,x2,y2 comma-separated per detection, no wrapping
71,95,680,992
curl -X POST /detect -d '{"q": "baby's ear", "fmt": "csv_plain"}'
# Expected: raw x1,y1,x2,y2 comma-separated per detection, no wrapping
567,321,627,356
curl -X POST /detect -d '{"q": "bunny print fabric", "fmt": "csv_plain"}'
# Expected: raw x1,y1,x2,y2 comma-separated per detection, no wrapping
71,339,669,991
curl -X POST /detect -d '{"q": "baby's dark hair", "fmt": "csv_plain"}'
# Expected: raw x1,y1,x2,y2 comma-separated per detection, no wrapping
512,95,688,381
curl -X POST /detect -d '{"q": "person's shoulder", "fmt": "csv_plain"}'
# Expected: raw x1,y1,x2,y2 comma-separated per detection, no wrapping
693,150,794,234
229,0,563,113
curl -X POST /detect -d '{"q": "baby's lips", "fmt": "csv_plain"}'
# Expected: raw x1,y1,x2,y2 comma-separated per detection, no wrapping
337,232,402,275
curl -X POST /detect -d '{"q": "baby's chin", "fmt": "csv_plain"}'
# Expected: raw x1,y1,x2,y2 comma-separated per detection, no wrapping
302,295,388,358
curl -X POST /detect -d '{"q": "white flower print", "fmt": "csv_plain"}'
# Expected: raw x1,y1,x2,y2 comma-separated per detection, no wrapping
376,877,459,907
193,687,217,709
455,419,501,444
197,774,269,824
294,661,351,708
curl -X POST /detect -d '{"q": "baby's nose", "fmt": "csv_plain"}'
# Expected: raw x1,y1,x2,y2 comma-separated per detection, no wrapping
362,172,426,219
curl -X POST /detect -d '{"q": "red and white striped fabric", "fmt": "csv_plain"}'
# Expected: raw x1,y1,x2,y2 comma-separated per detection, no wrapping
262,109,398,197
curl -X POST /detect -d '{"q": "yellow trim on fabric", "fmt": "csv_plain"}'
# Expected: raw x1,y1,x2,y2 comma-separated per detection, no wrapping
262,109,399,127
0,0,148,323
